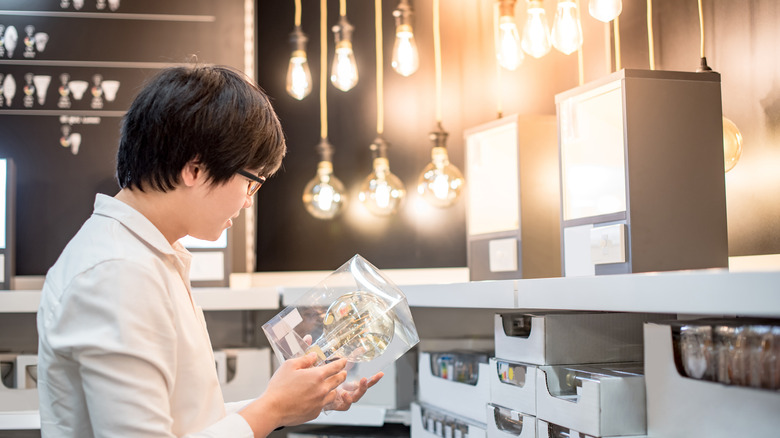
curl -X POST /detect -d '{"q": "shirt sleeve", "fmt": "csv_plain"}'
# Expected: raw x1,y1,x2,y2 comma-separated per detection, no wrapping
46,258,254,438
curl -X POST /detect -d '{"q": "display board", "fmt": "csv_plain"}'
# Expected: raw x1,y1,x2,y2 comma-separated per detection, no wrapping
0,0,249,278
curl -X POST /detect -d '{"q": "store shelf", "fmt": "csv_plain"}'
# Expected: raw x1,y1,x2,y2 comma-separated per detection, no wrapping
400,269,780,317
0,287,280,313
0,410,39,430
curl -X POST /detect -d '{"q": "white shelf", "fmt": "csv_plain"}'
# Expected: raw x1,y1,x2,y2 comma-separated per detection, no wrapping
306,407,410,427
0,287,280,313
401,269,780,317
0,410,40,430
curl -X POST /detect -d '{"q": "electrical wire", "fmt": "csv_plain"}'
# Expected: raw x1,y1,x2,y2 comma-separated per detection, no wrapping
433,0,442,123
576,0,584,85
295,0,302,27
492,1,503,118
321,0,328,140
698,0,705,58
340,0,346,17
375,0,384,135
613,16,621,71
647,0,655,70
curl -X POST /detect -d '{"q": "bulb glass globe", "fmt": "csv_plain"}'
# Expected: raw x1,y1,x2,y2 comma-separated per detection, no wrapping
417,147,465,208
306,291,395,364
551,0,583,55
497,16,523,70
723,117,743,173
331,42,359,92
392,24,419,77
588,0,622,22
286,50,312,100
359,157,406,216
521,2,552,58
303,161,347,219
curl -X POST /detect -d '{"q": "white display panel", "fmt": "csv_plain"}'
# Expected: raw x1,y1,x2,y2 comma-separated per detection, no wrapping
466,122,519,236
0,159,6,250
560,81,626,221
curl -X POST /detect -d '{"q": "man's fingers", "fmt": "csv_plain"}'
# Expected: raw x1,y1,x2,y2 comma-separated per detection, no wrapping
367,372,384,388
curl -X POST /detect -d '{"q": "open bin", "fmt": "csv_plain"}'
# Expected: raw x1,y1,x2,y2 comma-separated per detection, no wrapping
487,403,535,438
418,351,491,424
536,363,646,437
262,255,419,390
412,401,486,438
488,358,536,416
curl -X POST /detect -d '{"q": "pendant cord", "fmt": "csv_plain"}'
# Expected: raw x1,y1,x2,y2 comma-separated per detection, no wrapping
320,0,328,140
295,0,302,27
698,0,705,58
340,0,346,17
375,0,384,135
613,16,621,71
433,0,442,124
647,0,655,70
576,0,584,85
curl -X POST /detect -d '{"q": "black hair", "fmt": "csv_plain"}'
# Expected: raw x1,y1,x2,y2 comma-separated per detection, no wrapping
116,65,286,192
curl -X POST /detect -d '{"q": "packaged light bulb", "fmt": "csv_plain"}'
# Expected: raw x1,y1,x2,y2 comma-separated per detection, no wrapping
262,254,419,387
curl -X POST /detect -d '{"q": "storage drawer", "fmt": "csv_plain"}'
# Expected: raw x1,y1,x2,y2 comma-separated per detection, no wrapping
536,419,648,438
645,322,780,437
486,403,535,438
494,312,663,365
418,351,491,424
0,353,38,412
488,358,536,416
412,402,486,438
535,363,646,437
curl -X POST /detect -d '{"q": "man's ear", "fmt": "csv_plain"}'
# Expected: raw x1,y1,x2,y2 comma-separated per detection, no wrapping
181,159,203,188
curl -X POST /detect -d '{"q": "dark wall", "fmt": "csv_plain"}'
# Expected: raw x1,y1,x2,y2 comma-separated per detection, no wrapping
255,0,780,272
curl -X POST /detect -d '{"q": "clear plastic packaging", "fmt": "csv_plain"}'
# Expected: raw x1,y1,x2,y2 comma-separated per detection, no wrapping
262,255,419,389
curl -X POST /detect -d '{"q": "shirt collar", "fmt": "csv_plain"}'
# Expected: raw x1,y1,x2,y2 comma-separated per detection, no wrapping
92,193,186,257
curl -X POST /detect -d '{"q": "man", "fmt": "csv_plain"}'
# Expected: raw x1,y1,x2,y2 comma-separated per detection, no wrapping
37,65,381,437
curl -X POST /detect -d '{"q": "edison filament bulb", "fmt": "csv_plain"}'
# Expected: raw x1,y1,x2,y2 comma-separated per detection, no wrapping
497,0,523,71
331,15,359,92
359,157,406,216
392,0,419,77
286,27,312,100
306,291,395,364
551,0,583,55
418,128,465,208
521,0,552,58
302,160,347,219
588,0,622,22
722,117,743,173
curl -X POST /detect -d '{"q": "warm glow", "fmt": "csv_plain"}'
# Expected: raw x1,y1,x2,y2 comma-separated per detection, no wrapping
303,161,347,219
723,117,743,173
331,42,359,92
521,1,552,58
589,0,622,22
392,25,419,76
417,147,465,208
498,16,523,70
551,0,583,55
286,51,312,100
359,157,406,216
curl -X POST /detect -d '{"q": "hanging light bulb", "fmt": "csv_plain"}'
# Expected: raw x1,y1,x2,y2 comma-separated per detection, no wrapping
496,0,523,71
521,0,552,58
331,14,359,92
285,26,312,100
551,0,583,55
418,124,465,208
391,0,419,77
722,117,743,173
303,140,347,219
359,138,406,216
589,0,622,22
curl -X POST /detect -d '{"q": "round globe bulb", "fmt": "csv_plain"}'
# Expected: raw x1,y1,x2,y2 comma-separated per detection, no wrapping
417,147,465,208
722,117,743,173
302,161,347,219
359,157,406,216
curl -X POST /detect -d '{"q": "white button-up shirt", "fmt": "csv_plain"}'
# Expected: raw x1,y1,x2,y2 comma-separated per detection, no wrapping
37,194,254,437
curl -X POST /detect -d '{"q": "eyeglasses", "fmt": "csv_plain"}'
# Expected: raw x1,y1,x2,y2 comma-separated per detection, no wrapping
236,169,267,196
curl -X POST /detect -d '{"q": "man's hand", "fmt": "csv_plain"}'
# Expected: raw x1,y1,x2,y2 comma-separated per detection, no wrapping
324,371,384,411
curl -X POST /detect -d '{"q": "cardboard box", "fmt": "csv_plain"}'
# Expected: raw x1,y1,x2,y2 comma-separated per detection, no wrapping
486,403,535,438
418,351,491,424
412,402,486,438
536,419,648,438
494,312,666,365
535,363,646,437
488,358,536,416
645,322,780,437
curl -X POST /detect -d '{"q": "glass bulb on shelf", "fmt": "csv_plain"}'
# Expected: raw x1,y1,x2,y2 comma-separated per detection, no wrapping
496,0,523,71
285,26,312,100
392,24,419,77
417,128,465,208
521,0,552,58
359,155,406,217
723,116,743,173
302,160,347,219
551,0,583,55
588,0,622,22
305,291,395,364
331,15,359,92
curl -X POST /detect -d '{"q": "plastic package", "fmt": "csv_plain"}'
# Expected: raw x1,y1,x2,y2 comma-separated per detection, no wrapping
262,255,419,389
